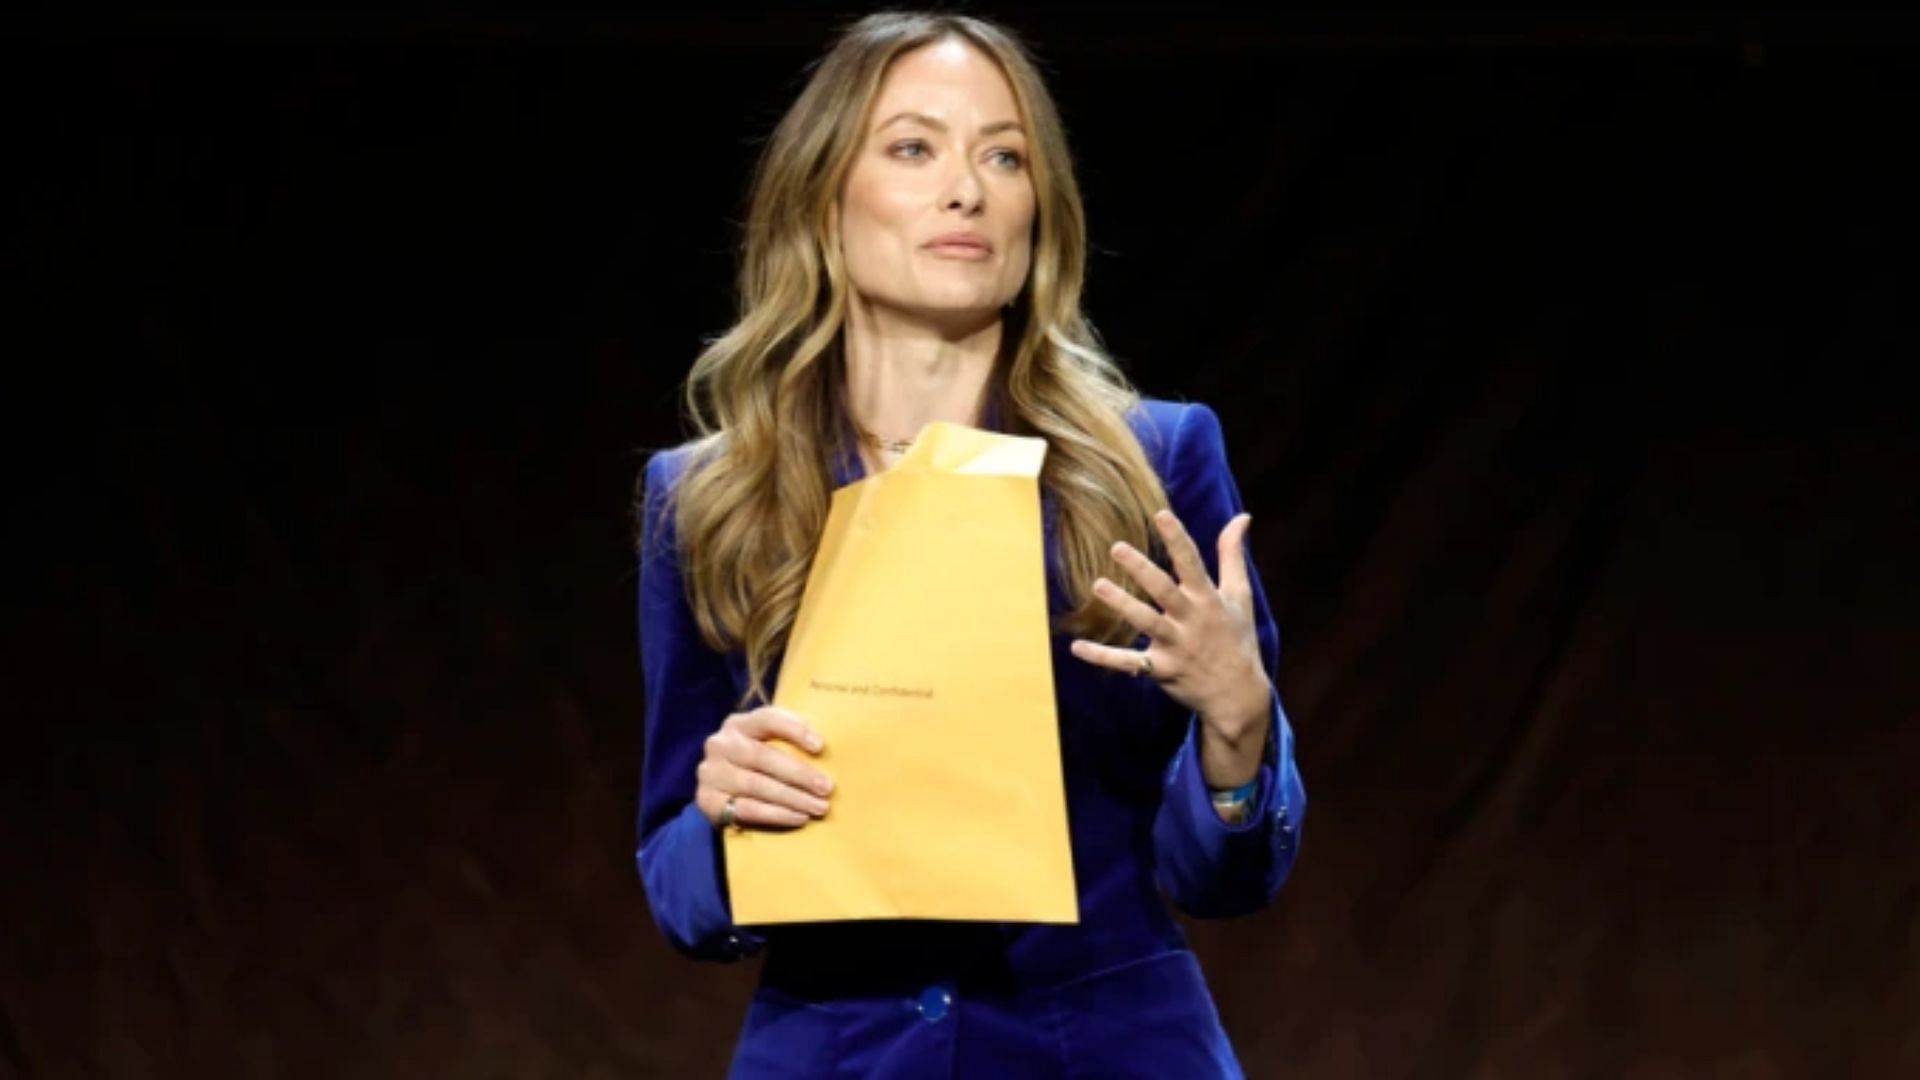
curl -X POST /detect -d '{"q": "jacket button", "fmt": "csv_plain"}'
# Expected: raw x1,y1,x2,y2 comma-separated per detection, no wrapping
915,986,952,1023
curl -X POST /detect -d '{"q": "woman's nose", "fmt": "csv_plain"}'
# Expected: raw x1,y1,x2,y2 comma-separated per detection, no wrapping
942,162,985,215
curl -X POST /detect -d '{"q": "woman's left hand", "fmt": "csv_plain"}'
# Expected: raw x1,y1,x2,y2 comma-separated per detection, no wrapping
1069,509,1272,747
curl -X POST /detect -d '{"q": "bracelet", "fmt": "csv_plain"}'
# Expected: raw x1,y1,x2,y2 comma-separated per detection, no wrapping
1208,778,1259,808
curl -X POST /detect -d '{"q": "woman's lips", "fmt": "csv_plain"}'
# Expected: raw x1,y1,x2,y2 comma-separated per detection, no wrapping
923,232,992,260
923,240,992,261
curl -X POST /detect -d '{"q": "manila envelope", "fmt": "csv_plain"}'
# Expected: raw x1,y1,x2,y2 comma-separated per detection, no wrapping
723,421,1078,925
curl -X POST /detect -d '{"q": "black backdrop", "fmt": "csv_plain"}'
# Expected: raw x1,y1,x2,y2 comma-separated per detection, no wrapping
7,10,1917,1077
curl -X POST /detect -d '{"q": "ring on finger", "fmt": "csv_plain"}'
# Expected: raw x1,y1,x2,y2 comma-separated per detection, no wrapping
1138,652,1156,679
718,794,739,830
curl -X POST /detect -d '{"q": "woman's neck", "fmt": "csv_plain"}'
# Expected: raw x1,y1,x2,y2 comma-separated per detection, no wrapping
840,298,1001,468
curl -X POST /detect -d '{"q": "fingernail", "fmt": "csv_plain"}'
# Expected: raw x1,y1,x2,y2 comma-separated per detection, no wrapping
810,797,830,816
814,776,834,796
805,733,824,752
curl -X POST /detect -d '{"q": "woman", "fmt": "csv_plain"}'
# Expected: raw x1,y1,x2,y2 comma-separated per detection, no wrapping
635,12,1306,1078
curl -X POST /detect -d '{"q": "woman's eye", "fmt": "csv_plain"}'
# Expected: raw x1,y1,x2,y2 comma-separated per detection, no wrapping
890,139,930,160
988,148,1025,171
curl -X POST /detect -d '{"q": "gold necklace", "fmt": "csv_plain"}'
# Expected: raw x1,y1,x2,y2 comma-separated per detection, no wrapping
855,425,915,455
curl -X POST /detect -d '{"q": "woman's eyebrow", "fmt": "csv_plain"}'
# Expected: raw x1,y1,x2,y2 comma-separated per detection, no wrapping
874,111,1026,137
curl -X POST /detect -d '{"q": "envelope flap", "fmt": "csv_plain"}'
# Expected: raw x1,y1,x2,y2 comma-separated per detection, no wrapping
893,421,1048,477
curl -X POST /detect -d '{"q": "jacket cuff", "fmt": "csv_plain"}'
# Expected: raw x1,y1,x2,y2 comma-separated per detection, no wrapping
1152,686,1299,917
637,801,767,962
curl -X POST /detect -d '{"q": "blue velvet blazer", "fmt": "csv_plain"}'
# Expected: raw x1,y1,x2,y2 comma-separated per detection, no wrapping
636,398,1306,1078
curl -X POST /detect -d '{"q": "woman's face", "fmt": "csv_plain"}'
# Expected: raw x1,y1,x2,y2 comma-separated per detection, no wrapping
838,38,1036,329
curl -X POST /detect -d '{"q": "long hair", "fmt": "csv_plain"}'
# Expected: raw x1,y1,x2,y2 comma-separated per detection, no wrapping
660,11,1169,706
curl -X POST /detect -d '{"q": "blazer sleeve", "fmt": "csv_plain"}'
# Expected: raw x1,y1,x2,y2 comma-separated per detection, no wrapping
634,448,766,962
1149,402,1308,918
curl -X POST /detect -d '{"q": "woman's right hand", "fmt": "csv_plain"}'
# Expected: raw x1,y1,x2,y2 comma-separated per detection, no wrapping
695,705,834,830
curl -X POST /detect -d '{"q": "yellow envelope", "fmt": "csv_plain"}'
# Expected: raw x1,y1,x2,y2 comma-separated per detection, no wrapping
723,422,1078,925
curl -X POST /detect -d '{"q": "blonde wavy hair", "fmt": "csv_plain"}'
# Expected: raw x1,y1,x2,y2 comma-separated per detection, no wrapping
659,11,1169,705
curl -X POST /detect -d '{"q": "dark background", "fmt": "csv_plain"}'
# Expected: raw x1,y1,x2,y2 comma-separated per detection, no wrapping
7,9,1918,1077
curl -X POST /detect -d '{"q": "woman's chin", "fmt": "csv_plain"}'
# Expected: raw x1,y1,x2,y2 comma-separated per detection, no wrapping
871,297,1009,334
